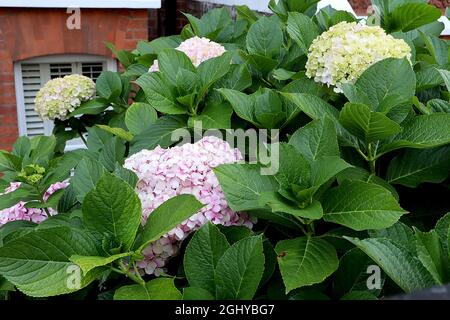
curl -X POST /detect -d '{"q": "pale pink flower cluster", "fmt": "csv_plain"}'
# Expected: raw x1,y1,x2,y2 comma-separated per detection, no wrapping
124,136,255,275
149,36,226,72
0,181,69,226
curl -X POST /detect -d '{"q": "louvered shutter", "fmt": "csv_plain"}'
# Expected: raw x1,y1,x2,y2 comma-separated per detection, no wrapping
20,64,48,137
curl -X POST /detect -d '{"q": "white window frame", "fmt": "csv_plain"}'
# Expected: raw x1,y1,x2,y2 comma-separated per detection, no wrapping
14,54,117,149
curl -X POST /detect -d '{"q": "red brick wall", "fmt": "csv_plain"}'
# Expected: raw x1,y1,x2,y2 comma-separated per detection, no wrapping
0,8,149,150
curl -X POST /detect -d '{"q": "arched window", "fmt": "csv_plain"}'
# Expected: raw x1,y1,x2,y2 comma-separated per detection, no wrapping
14,54,116,149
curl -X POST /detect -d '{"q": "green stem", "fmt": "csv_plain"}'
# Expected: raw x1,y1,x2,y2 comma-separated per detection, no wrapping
116,260,146,287
367,143,376,174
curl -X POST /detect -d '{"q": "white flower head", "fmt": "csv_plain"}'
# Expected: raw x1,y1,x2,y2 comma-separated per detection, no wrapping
34,74,96,120
306,22,412,92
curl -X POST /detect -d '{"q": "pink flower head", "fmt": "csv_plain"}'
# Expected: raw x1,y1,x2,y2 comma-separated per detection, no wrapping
149,36,226,72
124,136,255,275
0,181,69,226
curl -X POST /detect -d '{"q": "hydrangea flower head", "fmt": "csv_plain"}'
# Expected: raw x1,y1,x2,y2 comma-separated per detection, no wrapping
34,74,96,120
124,136,255,275
0,181,69,226
305,22,411,92
149,36,226,72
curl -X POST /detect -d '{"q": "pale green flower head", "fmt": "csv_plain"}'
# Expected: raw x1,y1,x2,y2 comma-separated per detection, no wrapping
34,74,96,120
305,21,412,92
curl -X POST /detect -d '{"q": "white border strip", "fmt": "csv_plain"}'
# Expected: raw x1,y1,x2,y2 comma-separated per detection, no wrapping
0,0,161,9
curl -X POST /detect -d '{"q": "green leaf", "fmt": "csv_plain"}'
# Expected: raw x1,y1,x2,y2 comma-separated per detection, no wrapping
215,236,265,300
71,158,106,202
437,68,450,92
83,173,141,249
114,278,182,300
387,146,450,187
288,118,340,162
275,236,339,293
197,52,232,88
96,125,133,142
113,164,138,188
286,12,319,54
158,48,195,85
414,228,448,284
391,3,441,32
346,237,436,293
183,287,215,300
342,58,416,115
310,156,352,188
246,16,283,58
69,99,109,117
139,194,204,251
70,252,131,275
188,102,233,129
96,71,122,101
0,227,102,297
333,248,383,298
322,180,406,231
339,103,402,143
420,33,450,66
0,151,22,172
259,192,323,220
214,164,279,211
435,213,450,255
184,223,230,295
368,222,416,253
218,88,256,124
379,114,450,155
130,115,187,155
12,136,31,158
136,73,184,114
125,103,158,135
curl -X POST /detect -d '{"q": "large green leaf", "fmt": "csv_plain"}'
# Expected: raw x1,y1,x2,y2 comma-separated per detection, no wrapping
197,52,232,88
71,158,106,202
214,164,279,211
275,236,338,293
125,103,158,135
130,115,187,155
215,236,264,300
158,49,195,85
342,58,415,115
368,222,416,253
414,228,448,284
136,73,184,114
96,71,122,101
70,252,132,275
246,16,283,58
69,99,109,117
286,12,319,54
379,114,450,156
288,118,340,162
421,33,450,66
339,103,402,143
387,146,450,187
391,3,441,32
333,248,383,298
0,227,102,297
346,237,437,293
322,181,406,231
138,194,204,251
184,223,230,295
82,173,141,250
114,278,182,300
218,88,256,124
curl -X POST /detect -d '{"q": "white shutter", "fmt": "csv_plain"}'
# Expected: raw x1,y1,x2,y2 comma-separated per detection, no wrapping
20,64,47,137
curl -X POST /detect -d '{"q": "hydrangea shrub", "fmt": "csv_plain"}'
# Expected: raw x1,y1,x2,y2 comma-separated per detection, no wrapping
1,0,450,301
